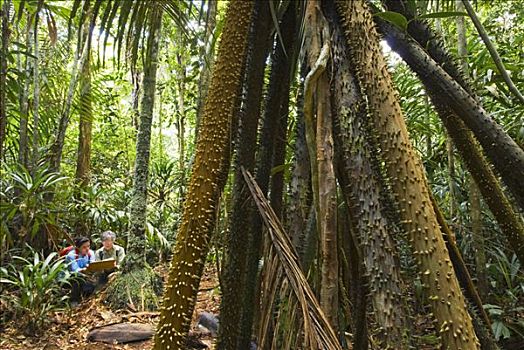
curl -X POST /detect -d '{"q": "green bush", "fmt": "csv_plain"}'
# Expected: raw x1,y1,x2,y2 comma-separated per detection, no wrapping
0,250,71,333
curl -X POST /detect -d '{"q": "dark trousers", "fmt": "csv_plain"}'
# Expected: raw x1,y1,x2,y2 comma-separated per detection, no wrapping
97,268,117,286
70,275,95,303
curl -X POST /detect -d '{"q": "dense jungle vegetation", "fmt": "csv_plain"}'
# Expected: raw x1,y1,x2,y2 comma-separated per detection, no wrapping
0,0,523,349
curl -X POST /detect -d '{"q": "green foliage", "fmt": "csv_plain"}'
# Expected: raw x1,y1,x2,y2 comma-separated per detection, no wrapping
0,249,71,333
0,164,67,248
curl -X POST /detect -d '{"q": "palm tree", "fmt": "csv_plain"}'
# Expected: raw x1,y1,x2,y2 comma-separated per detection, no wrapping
153,1,254,348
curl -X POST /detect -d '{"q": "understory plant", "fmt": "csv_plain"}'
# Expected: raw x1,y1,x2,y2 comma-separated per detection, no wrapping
0,249,71,333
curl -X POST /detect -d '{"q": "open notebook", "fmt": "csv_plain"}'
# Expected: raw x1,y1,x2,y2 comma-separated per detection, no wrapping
85,258,116,273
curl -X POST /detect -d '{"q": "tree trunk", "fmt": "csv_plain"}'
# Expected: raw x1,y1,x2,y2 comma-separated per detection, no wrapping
31,4,41,170
288,78,312,258
315,43,338,335
326,2,409,346
375,13,524,263
238,3,298,348
380,0,524,211
153,2,253,348
18,16,31,168
195,0,217,139
75,15,93,187
125,6,162,272
217,2,272,348
456,0,488,301
0,0,10,161
335,1,480,348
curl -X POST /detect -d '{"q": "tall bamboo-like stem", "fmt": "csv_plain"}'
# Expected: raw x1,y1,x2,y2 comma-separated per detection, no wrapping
18,15,32,168
153,2,254,348
335,0,480,348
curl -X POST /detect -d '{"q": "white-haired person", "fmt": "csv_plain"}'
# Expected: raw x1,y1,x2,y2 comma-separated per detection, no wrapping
95,230,125,284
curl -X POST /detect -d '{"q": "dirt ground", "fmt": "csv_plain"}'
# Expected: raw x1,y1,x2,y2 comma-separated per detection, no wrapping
0,264,221,350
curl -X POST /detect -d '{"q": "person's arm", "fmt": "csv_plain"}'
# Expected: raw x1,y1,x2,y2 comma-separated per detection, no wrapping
89,250,96,264
66,253,81,272
117,246,125,267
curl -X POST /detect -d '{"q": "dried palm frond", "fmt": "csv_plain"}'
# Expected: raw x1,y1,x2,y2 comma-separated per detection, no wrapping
242,168,343,350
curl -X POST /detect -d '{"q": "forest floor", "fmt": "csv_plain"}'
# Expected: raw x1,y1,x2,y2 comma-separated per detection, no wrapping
1,263,221,350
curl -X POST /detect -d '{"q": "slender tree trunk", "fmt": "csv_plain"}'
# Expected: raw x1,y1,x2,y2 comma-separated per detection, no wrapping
48,29,91,174
238,4,298,348
153,2,254,348
0,0,10,161
217,2,272,348
456,0,489,301
326,2,410,346
195,0,217,139
175,48,186,205
18,17,32,168
335,1,480,348
131,68,142,131
315,40,338,334
375,12,524,263
31,4,42,170
288,80,312,257
75,13,93,187
125,7,162,271
380,1,524,211
337,200,369,350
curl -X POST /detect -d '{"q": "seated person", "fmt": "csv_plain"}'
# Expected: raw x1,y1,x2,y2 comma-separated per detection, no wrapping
65,236,96,305
95,230,125,284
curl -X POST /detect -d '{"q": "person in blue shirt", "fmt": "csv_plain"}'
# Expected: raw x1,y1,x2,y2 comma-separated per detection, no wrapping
66,237,96,305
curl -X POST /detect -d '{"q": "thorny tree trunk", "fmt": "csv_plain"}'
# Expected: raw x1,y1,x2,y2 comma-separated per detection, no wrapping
375,11,524,264
431,195,497,350
75,14,93,187
175,46,186,204
338,201,369,350
335,1,480,348
0,0,10,161
125,7,162,271
153,2,253,349
195,0,217,138
326,2,409,347
239,3,298,348
217,2,272,348
18,17,32,168
382,0,524,211
288,86,312,258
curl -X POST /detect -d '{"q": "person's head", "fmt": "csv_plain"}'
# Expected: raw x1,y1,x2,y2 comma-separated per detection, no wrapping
74,236,91,255
101,231,116,250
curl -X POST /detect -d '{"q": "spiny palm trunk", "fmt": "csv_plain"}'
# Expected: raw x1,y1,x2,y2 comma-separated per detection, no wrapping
335,1,480,348
30,6,41,170
326,3,409,347
288,81,312,258
374,13,524,264
381,0,524,211
0,0,10,161
218,2,272,348
238,4,298,348
125,6,162,271
153,2,254,348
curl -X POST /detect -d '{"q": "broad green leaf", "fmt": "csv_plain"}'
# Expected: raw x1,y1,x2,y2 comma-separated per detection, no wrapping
418,11,467,19
374,11,408,31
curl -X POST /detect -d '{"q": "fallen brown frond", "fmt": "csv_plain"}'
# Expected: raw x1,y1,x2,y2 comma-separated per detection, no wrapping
242,168,342,350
